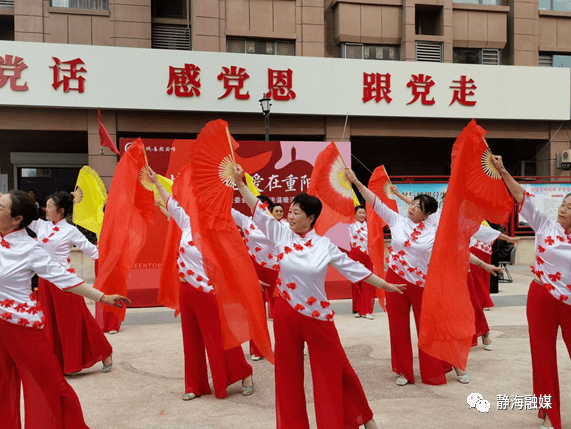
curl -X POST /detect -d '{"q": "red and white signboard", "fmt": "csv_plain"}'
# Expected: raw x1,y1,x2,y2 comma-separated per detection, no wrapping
0,40,568,120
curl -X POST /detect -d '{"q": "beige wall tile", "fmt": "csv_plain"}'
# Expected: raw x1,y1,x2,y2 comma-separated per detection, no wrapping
113,37,151,48
193,34,221,51
453,10,468,47
225,0,249,33
301,0,322,7
380,6,401,42
513,49,537,65
114,21,151,39
557,18,571,49
467,11,488,47
43,13,68,43
335,3,360,42
68,15,92,45
301,41,324,56
403,5,415,26
274,1,296,34
92,16,115,46
113,4,151,23
361,5,382,42
513,1,537,19
302,23,324,42
301,5,322,25
487,13,507,48
250,0,273,34
516,16,538,35
15,0,43,16
15,15,43,33
193,0,220,18
15,32,44,42
194,16,220,37
89,154,119,177
513,33,536,50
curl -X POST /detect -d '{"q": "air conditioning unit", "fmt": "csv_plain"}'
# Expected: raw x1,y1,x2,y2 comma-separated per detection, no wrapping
562,150,571,170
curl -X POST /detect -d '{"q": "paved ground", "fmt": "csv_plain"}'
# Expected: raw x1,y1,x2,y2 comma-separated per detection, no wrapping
56,265,570,428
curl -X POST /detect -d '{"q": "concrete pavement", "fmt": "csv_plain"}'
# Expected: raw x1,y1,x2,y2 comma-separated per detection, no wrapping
62,265,570,429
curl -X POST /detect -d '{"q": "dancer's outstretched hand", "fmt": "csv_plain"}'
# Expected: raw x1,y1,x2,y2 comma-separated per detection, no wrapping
101,294,131,308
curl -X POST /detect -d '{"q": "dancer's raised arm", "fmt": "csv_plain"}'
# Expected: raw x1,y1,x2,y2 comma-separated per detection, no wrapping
491,155,524,204
345,168,377,206
232,165,258,212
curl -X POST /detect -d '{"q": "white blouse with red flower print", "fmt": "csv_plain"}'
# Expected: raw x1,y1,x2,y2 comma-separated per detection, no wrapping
469,225,501,255
253,202,372,322
231,209,279,270
520,194,571,305
167,197,213,294
374,198,435,287
0,229,85,328
348,220,368,254
28,218,98,270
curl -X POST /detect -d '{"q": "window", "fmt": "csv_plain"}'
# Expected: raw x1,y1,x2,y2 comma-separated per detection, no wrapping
453,0,501,5
539,0,571,11
227,39,295,56
415,5,443,36
0,0,14,8
539,53,571,67
50,0,109,10
0,16,14,41
152,0,187,18
453,48,500,65
340,43,399,61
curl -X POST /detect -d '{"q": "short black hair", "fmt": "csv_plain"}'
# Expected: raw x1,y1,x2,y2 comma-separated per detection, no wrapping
272,203,284,210
47,191,74,218
564,193,571,201
355,205,365,213
256,194,275,210
291,192,322,227
8,190,39,229
414,194,438,215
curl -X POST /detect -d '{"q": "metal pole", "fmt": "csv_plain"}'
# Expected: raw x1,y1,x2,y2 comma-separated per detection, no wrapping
264,112,270,141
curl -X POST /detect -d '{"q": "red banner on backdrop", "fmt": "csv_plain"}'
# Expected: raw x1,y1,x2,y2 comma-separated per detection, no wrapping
119,138,354,307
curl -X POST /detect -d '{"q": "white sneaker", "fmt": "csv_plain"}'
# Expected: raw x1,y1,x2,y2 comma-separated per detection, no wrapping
182,392,196,400
396,375,409,386
251,355,262,361
354,313,362,318
109,330,118,334
364,314,374,320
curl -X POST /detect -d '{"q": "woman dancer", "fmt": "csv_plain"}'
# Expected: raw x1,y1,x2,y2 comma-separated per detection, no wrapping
492,155,571,429
233,165,405,429
271,203,288,224
148,168,254,400
348,205,375,319
28,191,113,374
0,190,128,428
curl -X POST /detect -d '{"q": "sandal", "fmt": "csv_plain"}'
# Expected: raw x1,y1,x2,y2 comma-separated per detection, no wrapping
482,333,493,351
102,355,113,373
396,375,409,386
453,367,469,384
242,375,254,396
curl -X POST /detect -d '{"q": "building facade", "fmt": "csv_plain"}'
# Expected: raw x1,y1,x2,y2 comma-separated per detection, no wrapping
0,0,570,198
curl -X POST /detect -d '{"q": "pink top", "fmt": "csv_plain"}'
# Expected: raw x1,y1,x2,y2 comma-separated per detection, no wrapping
28,218,98,269
0,229,84,328
232,208,279,270
521,194,571,305
348,220,368,254
253,201,371,322
167,197,213,294
374,198,435,287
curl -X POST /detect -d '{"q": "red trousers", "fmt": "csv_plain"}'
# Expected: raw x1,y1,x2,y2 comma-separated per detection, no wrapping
467,271,490,347
179,283,252,398
39,279,112,374
470,248,494,308
527,281,571,429
250,262,278,357
273,297,373,429
0,319,89,429
348,249,375,316
385,269,452,385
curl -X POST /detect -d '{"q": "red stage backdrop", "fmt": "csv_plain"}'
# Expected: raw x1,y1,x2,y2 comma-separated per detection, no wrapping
119,138,353,307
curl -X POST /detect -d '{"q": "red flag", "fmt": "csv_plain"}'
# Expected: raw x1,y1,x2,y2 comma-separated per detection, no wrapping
98,107,121,156
94,138,154,321
419,120,512,370
366,165,399,311
307,142,355,235
173,120,274,363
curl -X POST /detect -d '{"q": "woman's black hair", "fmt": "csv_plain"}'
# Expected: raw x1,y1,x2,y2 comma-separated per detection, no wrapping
256,194,275,210
414,194,438,215
355,205,365,213
7,190,39,229
47,191,74,218
564,193,571,201
272,203,284,211
291,192,322,227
